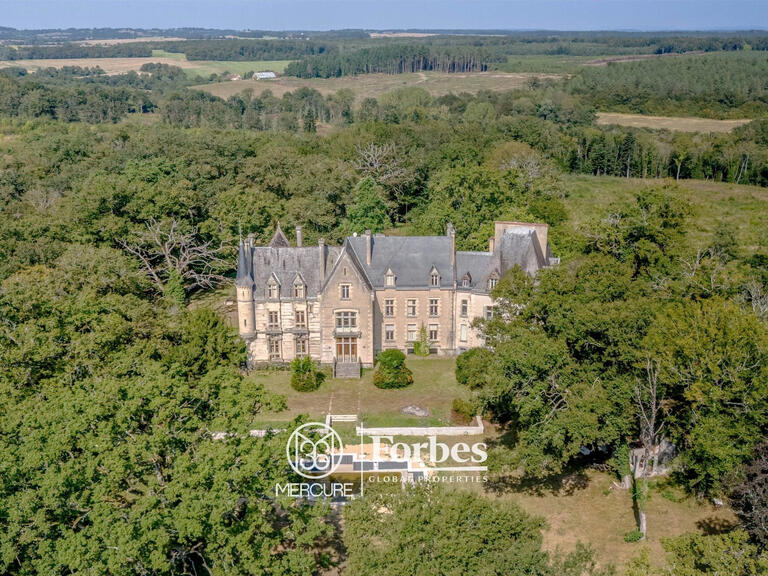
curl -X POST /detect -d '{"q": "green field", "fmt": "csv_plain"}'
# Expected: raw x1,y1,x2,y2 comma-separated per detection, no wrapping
250,356,467,427
560,174,768,253
150,49,291,77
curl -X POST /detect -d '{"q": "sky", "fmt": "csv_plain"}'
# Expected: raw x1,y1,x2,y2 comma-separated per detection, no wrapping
1,0,767,31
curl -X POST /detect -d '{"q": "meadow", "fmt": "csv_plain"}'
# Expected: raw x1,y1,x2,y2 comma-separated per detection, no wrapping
596,112,752,133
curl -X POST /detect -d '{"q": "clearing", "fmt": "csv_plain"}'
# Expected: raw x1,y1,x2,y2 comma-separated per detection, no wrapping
560,174,768,253
596,111,752,133
0,50,290,78
192,71,563,102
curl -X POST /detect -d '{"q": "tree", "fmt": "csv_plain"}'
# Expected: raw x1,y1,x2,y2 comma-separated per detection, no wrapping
729,441,768,547
345,177,391,233
290,356,325,392
413,324,430,356
662,531,768,576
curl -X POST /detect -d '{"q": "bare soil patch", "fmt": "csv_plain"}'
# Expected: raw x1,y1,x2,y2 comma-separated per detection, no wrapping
596,112,751,133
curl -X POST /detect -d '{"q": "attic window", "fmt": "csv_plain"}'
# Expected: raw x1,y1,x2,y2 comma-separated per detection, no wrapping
462,274,471,288
487,277,498,291
430,268,440,287
293,282,305,299
385,269,395,287
267,281,279,299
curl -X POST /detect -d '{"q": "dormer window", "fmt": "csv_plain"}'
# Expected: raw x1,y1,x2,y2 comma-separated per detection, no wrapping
267,281,279,299
462,274,471,288
293,279,305,299
487,276,498,291
385,269,395,287
430,267,440,287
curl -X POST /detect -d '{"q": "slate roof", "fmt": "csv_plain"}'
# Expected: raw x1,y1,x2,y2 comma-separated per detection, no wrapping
346,235,455,289
236,225,553,296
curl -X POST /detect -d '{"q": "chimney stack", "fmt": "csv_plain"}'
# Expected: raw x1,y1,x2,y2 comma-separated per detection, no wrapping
319,238,326,282
296,225,303,247
446,222,455,268
489,237,495,252
364,230,372,265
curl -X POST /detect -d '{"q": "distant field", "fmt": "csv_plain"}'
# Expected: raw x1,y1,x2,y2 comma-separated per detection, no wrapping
78,36,186,45
0,51,290,78
561,174,768,253
596,112,752,133
193,71,563,102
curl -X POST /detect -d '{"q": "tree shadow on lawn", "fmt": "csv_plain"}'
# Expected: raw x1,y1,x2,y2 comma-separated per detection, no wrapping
696,516,738,535
485,468,590,497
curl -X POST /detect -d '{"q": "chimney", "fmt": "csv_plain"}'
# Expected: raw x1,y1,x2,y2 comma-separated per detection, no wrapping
319,238,326,282
489,237,495,252
446,222,455,268
295,225,303,247
364,230,372,265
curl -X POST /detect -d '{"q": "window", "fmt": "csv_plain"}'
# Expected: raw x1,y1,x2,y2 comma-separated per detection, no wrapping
268,337,281,359
484,306,495,320
336,336,357,360
385,271,395,287
384,299,394,317
268,311,279,329
293,283,305,299
385,324,395,341
295,337,307,356
335,311,357,329
429,298,439,317
295,310,306,328
407,324,418,341
430,271,440,287
243,319,247,328
407,299,417,317
462,275,471,288
428,323,438,341
340,284,350,300
460,324,468,342
461,299,468,317
268,283,279,299
488,277,498,290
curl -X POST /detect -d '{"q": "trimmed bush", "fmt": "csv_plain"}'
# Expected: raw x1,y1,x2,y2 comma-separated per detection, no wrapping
373,349,413,389
455,348,493,389
452,398,476,424
290,356,325,392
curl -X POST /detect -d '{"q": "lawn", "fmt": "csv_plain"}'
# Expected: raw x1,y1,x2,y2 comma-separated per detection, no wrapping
250,356,467,427
463,469,736,572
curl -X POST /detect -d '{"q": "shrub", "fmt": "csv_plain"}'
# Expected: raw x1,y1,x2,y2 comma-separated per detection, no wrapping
452,398,476,424
373,349,413,389
412,324,430,356
623,529,644,543
290,356,325,392
455,348,493,389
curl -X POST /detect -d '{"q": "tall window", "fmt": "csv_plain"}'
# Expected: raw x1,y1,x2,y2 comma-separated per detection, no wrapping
268,283,278,299
407,299,417,317
460,324,468,342
488,277,498,290
295,310,306,328
407,324,418,341
429,298,439,317
385,324,395,341
484,306,495,320
295,337,307,356
268,311,279,328
335,311,357,329
461,300,468,317
293,283,305,299
462,275,471,288
384,299,394,317
428,324,438,341
340,284,350,300
268,337,281,359
430,271,440,287
385,271,395,287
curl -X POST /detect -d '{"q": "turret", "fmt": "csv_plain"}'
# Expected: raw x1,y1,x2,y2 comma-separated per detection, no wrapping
236,238,255,337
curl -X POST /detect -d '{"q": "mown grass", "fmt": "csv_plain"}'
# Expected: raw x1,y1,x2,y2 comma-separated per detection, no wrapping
150,49,291,78
250,356,466,426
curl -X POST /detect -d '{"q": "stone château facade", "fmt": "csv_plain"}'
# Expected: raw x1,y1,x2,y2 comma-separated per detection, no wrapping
236,221,557,375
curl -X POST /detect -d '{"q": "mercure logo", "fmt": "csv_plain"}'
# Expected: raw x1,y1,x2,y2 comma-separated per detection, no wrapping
286,422,344,479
